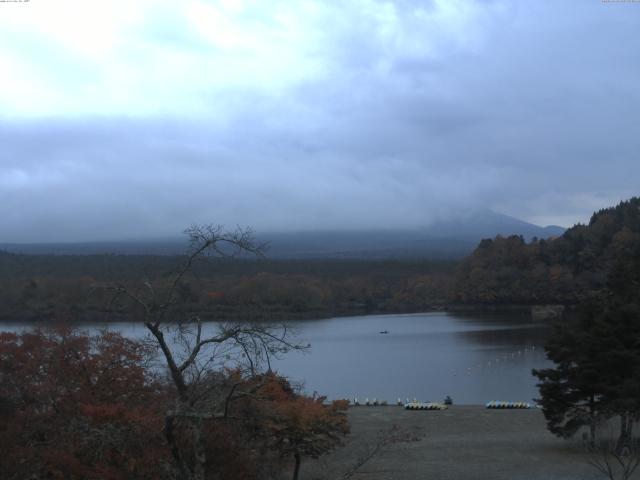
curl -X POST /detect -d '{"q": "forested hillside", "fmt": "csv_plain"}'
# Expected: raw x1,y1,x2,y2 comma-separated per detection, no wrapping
453,197,640,305
3,198,637,323
0,255,454,322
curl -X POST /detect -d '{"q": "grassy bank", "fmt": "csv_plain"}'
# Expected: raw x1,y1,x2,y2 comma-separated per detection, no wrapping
299,406,605,480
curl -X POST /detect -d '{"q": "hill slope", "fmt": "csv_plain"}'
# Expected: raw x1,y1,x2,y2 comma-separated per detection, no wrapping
0,210,564,260
453,197,640,305
263,210,564,259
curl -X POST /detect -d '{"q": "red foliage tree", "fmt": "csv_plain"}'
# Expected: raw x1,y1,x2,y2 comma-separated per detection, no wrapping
0,327,170,479
258,374,350,480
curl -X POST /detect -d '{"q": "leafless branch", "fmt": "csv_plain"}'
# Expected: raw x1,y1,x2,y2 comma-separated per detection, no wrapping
341,425,424,480
584,423,640,480
100,224,301,480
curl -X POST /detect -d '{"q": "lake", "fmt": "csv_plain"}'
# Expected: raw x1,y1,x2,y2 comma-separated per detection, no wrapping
0,311,552,405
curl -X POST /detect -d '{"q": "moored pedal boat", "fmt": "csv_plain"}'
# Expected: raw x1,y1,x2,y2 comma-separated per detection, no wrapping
404,402,448,410
485,401,532,409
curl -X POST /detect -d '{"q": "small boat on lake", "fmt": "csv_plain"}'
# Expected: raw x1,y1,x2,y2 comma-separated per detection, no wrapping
379,330,389,334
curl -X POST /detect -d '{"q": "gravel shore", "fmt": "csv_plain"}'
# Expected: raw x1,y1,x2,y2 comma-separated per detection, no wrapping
299,406,613,480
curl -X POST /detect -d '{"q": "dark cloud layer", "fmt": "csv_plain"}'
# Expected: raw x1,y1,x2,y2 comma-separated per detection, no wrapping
1,1,639,242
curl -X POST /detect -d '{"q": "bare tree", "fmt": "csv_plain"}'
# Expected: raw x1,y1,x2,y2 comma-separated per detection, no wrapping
107,225,305,480
340,425,424,480
584,420,640,480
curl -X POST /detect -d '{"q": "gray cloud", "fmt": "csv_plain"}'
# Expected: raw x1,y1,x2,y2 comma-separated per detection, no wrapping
1,1,639,242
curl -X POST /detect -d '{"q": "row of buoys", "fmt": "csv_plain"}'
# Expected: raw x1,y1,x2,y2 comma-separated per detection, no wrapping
350,398,536,409
485,401,532,409
352,397,389,406
351,397,454,409
405,402,448,410
352,397,445,407
454,346,538,377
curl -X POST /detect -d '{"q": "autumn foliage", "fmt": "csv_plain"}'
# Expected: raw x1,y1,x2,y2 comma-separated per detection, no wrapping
0,328,350,479
0,327,168,479
454,197,640,305
257,374,350,479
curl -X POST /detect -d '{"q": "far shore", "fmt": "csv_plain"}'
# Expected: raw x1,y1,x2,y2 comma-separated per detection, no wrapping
0,303,569,325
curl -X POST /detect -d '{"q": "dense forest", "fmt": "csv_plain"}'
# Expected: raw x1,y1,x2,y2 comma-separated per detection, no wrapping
2,198,638,324
453,197,640,306
0,254,454,323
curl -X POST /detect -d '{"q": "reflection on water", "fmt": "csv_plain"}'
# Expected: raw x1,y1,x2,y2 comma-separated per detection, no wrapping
1,312,552,405
272,312,552,404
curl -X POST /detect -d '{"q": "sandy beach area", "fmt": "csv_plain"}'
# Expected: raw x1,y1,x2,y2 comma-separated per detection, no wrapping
300,406,617,480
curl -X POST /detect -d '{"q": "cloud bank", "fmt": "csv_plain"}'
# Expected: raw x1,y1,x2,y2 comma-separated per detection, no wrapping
1,0,638,241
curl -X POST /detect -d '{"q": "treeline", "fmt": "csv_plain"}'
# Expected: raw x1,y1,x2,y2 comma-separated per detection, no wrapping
5,197,637,322
453,197,640,305
2,227,355,480
0,255,455,322
532,202,640,454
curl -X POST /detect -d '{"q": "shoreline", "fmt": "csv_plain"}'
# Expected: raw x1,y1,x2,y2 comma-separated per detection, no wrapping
0,303,567,325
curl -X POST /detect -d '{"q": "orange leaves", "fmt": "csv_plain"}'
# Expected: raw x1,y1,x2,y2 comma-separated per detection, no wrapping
0,327,169,479
259,372,297,402
0,329,350,479
331,398,349,412
254,374,350,460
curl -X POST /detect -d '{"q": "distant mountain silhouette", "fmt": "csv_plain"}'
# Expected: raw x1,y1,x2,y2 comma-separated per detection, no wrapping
1,210,565,259
421,209,565,240
262,210,564,259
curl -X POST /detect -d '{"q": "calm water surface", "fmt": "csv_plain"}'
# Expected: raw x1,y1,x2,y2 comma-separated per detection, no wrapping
273,312,551,404
2,312,552,404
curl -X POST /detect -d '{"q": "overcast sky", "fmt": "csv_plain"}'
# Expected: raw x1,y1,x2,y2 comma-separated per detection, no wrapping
1,0,639,242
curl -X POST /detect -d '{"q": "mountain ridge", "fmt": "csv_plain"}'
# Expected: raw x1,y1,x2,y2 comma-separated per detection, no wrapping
0,210,565,259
